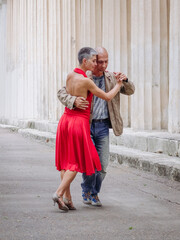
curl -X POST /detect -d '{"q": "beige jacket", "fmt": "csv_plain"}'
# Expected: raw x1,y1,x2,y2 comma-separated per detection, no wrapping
57,71,135,136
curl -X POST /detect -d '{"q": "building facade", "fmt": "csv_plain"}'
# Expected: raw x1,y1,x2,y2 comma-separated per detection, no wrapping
0,0,179,133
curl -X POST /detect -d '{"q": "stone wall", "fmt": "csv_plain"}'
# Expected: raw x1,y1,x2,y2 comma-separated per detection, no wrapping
0,0,179,133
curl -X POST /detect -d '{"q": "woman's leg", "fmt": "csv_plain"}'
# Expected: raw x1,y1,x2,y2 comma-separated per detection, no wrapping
64,185,71,199
61,169,66,181
60,170,76,210
56,170,77,197
61,170,72,201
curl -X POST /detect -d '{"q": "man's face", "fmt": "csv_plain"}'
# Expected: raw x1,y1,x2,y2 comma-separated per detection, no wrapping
95,53,108,72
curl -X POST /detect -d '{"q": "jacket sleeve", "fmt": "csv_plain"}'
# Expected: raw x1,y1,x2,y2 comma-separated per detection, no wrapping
57,87,76,110
120,81,135,96
105,71,135,96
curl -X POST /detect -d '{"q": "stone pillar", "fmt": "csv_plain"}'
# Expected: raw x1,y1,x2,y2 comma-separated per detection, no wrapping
61,0,76,81
131,0,146,130
102,0,116,69
168,0,180,133
119,0,129,127
26,0,34,118
102,0,129,126
5,0,12,119
0,0,7,120
56,0,63,119
131,0,168,130
152,0,161,129
36,0,44,119
81,0,97,47
48,0,57,120
160,0,169,130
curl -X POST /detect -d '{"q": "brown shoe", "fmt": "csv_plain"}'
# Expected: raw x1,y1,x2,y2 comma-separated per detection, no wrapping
52,193,69,212
63,198,76,210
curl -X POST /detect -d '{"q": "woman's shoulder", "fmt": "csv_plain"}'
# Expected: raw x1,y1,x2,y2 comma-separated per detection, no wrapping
67,71,74,78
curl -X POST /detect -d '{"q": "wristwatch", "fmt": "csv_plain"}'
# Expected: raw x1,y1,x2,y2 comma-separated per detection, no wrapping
123,78,128,83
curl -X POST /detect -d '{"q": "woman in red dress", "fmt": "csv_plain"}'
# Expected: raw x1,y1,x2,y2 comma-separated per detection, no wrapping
53,47,122,211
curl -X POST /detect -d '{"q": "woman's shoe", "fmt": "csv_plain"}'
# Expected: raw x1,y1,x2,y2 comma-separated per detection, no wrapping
52,193,69,212
63,197,76,210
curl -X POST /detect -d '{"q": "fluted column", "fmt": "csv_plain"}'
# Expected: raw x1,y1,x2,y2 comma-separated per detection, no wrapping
102,0,129,126
160,0,169,130
102,0,116,69
48,0,57,120
0,0,7,119
168,0,180,133
5,0,12,119
81,0,95,47
36,0,44,119
131,0,145,129
131,0,169,130
56,0,63,119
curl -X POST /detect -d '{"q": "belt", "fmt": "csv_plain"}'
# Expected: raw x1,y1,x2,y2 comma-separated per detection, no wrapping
92,118,109,123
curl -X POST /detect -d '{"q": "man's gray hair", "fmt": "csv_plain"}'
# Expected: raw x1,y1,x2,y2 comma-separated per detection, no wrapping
78,47,97,64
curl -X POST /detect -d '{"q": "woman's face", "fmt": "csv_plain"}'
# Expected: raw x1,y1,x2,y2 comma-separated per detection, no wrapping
86,55,97,71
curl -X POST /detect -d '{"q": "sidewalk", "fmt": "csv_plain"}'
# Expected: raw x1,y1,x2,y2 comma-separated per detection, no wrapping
0,127,180,240
0,119,180,182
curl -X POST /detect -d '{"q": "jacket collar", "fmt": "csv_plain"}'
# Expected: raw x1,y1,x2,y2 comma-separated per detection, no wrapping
86,70,113,82
104,71,113,82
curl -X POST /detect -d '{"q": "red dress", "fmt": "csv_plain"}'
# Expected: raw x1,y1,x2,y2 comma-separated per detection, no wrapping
55,69,101,176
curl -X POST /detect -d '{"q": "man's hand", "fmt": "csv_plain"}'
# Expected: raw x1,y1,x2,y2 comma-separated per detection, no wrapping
113,72,128,82
74,97,89,110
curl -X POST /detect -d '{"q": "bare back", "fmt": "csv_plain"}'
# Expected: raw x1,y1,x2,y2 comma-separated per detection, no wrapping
66,70,121,102
66,72,90,99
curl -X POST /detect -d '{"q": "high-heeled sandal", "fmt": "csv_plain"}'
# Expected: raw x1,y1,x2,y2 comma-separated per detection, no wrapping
63,197,76,210
52,193,69,212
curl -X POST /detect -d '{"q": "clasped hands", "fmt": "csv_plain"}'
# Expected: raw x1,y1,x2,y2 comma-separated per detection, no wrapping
113,72,128,84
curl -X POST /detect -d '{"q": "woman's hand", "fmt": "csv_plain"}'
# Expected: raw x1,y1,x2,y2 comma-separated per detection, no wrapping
114,72,128,82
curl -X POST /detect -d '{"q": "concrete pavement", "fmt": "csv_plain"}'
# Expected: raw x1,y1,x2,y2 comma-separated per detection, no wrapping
0,127,180,240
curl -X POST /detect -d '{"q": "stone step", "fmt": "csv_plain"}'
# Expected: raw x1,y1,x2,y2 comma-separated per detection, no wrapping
1,120,180,158
0,119,58,134
110,144,180,182
18,128,56,145
110,128,180,158
2,119,180,158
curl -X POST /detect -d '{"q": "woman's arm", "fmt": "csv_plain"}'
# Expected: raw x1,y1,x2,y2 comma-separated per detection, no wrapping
87,79,122,101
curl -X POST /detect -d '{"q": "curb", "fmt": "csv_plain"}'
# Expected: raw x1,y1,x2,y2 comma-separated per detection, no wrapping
110,145,180,182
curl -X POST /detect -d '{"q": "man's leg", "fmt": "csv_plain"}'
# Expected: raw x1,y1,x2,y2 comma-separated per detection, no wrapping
81,173,96,204
93,133,109,191
90,120,109,206
81,127,97,204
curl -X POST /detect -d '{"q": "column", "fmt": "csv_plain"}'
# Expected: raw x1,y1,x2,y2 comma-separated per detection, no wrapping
160,0,169,129
152,0,161,129
48,0,57,120
36,0,44,119
80,0,97,47
131,0,168,130
131,0,145,129
56,0,63,119
168,0,180,133
0,0,7,120
144,0,153,129
102,0,130,126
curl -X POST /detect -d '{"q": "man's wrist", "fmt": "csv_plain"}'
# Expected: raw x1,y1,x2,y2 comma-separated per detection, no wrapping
123,78,128,83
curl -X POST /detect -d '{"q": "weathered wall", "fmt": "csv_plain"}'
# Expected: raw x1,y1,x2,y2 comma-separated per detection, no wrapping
0,0,179,133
